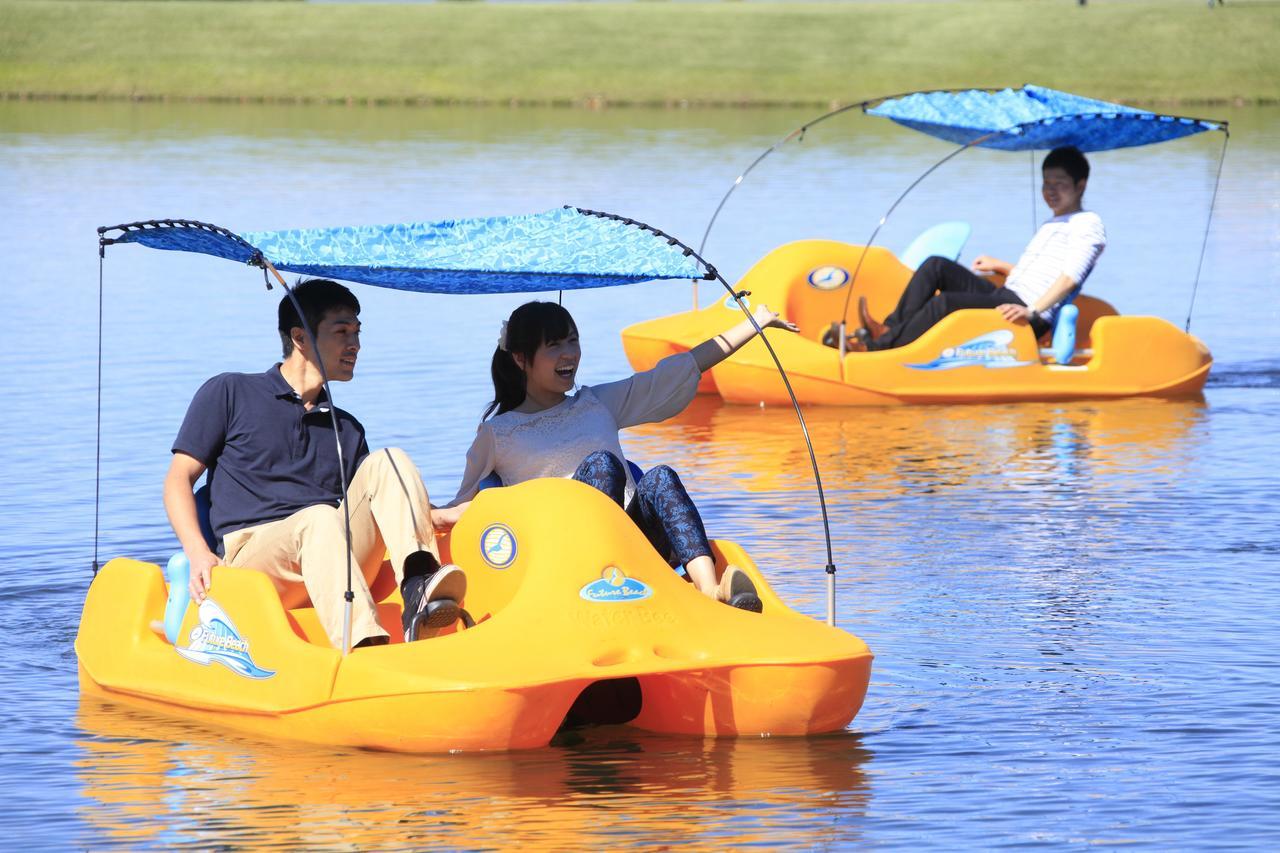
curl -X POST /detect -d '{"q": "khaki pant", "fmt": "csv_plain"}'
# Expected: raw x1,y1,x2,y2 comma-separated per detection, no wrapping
222,447,437,649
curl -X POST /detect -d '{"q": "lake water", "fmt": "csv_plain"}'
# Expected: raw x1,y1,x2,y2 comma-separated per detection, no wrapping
2,100,1278,848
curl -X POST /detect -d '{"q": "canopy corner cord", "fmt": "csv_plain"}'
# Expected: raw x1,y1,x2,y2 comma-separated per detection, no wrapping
1030,149,1038,234
262,259,358,656
94,239,105,577
1186,129,1230,333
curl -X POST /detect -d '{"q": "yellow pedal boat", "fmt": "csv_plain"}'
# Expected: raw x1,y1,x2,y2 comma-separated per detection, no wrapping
626,86,1224,406
77,478,872,753
622,239,1212,406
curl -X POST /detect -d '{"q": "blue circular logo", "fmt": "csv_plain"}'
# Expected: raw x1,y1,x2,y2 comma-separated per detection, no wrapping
480,524,517,569
807,266,850,291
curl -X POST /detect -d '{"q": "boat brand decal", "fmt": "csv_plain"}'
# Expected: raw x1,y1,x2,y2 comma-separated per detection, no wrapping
480,523,517,569
906,330,1034,371
807,266,850,291
175,599,275,680
580,566,653,603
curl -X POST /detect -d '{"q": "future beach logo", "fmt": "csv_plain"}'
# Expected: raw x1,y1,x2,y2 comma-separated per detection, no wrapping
176,599,276,680
580,566,653,603
907,330,1034,371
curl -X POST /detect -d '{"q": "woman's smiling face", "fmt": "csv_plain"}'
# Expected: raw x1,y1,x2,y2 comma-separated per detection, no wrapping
519,331,581,397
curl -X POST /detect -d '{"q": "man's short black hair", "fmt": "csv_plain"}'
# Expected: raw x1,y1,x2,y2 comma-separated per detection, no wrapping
1042,146,1090,183
278,278,361,358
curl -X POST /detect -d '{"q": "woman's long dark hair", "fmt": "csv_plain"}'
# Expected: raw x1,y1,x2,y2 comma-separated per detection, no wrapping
484,301,578,420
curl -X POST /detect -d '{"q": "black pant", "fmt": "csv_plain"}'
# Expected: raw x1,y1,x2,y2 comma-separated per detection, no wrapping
868,256,1046,350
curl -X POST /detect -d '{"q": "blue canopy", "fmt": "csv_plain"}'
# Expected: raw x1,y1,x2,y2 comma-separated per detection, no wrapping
866,85,1222,152
103,207,709,294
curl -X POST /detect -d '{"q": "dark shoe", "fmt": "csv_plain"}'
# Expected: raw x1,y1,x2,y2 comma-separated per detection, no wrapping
402,563,467,642
821,322,842,349
353,635,389,649
858,296,888,339
717,565,763,613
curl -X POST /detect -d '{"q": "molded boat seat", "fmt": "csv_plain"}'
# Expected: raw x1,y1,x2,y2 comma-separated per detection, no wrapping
899,221,972,270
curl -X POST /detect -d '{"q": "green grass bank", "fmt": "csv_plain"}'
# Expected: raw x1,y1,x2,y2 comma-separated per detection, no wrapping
2,1,1276,107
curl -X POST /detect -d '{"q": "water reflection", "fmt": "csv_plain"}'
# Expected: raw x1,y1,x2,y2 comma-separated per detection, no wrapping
76,698,873,848
626,395,1207,498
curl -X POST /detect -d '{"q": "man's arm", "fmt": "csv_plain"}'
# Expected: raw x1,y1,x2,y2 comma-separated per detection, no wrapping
997,272,1077,324
164,452,220,602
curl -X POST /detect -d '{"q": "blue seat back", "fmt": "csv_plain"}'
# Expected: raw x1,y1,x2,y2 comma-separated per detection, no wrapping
900,221,972,270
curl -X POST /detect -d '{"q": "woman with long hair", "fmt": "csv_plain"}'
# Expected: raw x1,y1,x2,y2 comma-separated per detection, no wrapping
447,300,796,610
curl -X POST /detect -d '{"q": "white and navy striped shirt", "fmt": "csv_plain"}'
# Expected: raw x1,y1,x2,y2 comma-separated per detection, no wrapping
1006,210,1106,323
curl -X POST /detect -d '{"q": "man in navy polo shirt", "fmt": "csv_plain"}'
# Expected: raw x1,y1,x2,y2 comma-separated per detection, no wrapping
163,278,465,650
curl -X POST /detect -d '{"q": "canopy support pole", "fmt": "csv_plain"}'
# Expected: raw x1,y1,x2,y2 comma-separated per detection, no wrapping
576,207,839,626
837,133,1000,367
1186,130,1230,333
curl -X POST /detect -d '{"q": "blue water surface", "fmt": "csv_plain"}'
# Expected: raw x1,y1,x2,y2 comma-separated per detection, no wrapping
1,100,1277,848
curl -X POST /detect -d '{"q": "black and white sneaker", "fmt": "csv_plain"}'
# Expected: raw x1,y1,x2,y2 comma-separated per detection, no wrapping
717,565,763,613
401,559,467,642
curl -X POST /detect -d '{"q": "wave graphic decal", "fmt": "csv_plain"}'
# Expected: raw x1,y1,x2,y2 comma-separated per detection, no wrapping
907,330,1034,371
175,599,276,680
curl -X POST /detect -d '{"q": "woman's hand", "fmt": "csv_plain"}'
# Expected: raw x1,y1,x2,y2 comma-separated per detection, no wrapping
751,303,799,333
430,503,468,531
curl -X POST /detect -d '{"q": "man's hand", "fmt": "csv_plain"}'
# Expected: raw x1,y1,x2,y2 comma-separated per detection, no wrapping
188,549,221,603
971,256,1012,277
997,303,1035,325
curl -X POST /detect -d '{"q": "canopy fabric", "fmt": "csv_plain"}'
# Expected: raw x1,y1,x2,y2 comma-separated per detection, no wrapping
866,85,1221,152
107,207,708,294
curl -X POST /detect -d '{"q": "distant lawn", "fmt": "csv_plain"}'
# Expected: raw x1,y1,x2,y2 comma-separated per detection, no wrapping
1,1,1276,106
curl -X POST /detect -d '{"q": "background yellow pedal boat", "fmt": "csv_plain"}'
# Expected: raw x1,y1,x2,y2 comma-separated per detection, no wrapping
624,85,1226,406
623,239,1212,406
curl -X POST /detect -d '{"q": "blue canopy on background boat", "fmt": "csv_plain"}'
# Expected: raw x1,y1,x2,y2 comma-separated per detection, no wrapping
103,207,709,294
866,85,1221,152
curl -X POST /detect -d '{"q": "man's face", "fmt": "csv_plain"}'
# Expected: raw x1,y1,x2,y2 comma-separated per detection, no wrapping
1042,167,1086,217
310,307,361,382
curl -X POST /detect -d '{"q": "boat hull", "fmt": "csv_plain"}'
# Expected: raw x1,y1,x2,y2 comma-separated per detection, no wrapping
622,240,1211,405
77,478,872,752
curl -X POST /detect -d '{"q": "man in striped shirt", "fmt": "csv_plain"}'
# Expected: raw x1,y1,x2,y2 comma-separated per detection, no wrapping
857,146,1106,351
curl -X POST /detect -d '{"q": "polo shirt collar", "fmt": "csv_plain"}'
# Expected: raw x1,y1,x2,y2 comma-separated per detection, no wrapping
267,364,332,413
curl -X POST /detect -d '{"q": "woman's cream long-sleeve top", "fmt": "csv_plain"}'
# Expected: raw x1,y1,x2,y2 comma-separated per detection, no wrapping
450,352,701,507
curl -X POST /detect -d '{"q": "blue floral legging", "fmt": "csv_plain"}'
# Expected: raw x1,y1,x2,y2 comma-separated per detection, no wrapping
573,450,712,569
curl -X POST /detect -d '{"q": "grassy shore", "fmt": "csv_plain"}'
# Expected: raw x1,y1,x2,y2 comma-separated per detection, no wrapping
1,1,1276,107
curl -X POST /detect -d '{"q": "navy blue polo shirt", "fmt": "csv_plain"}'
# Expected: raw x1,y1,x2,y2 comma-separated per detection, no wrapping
173,365,370,544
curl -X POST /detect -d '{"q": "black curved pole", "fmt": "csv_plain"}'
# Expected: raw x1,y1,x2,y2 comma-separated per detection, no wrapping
576,207,839,625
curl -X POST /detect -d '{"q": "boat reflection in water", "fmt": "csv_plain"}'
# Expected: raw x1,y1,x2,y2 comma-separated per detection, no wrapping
627,395,1207,497
76,697,874,848
624,395,1208,615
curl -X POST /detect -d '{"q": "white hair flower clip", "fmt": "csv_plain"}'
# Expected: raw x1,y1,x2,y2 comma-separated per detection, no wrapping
497,320,509,352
